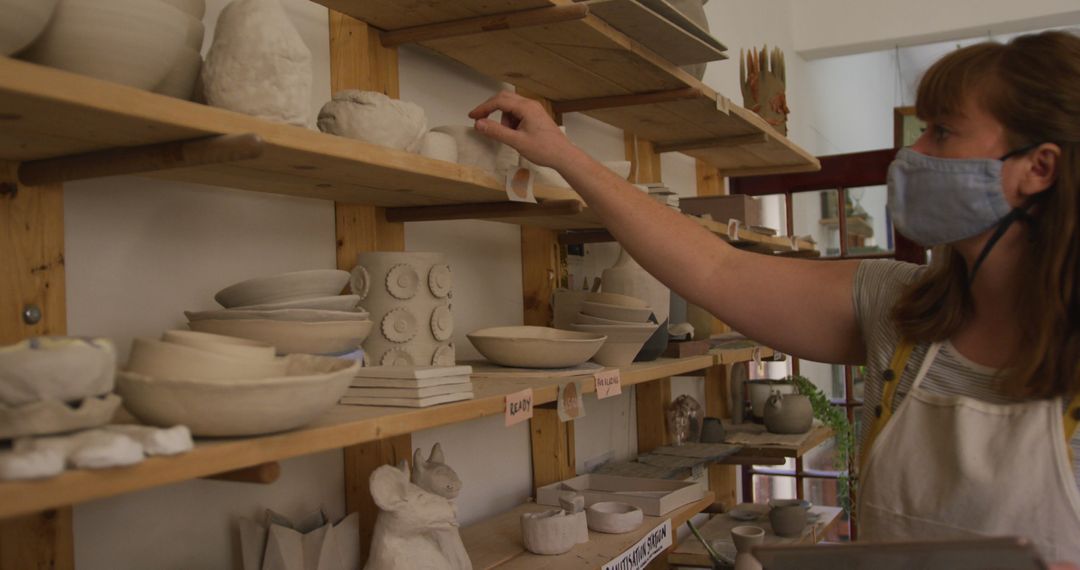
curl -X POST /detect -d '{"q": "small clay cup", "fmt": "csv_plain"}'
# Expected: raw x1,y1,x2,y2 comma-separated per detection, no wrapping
768,500,808,538
700,416,726,443
730,525,764,553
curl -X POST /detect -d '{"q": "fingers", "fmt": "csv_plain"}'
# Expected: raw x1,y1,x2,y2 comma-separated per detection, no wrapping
474,117,524,147
468,90,529,120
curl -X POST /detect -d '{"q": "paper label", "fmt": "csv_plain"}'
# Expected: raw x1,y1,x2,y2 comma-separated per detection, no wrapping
752,347,766,376
602,519,672,570
789,236,800,251
557,381,586,422
505,388,533,426
506,167,537,203
594,369,622,399
727,219,741,241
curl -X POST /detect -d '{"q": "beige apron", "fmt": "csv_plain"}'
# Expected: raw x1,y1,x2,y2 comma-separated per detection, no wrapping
859,341,1080,562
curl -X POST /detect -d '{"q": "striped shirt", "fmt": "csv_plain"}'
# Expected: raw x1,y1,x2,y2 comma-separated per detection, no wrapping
853,259,1080,489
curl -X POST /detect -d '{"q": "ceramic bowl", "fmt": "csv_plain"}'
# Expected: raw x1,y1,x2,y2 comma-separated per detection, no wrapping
153,46,202,100
116,355,359,436
730,525,765,552
159,0,205,19
234,294,361,312
188,318,374,355
22,0,188,90
585,292,648,309
430,125,518,174
580,301,653,323
418,130,458,163
552,289,589,330
178,12,204,51
185,307,370,323
0,0,58,56
0,393,121,439
0,337,116,407
126,338,288,381
520,510,577,556
574,312,633,326
747,379,795,419
768,500,808,538
160,330,276,361
568,323,659,367
586,502,643,534
467,326,606,369
214,269,351,308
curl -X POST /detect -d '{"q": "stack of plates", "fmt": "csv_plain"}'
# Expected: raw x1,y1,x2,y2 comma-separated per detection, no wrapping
341,365,474,408
186,269,373,356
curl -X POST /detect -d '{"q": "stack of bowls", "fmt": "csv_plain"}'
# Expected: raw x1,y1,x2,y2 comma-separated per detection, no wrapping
117,330,358,436
153,0,206,99
568,293,659,367
0,337,120,439
186,270,373,356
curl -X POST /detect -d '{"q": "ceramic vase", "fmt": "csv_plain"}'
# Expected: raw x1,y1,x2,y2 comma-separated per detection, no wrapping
601,248,669,361
768,500,808,538
763,393,813,434
202,0,312,127
668,0,710,80
731,525,764,570
351,252,454,367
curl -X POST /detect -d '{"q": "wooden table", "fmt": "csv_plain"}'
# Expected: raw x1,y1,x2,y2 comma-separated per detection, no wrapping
668,502,843,567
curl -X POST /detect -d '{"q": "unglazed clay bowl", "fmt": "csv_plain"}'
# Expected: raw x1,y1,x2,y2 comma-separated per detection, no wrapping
768,500,808,538
467,326,605,369
188,318,373,355
731,525,765,552
520,509,577,556
0,337,115,407
585,291,648,309
116,355,358,436
580,301,653,323
234,294,361,312
185,307,370,323
586,502,644,534
569,322,659,367
0,0,58,56
159,0,205,19
126,338,288,381
214,269,350,308
153,46,202,100
160,330,276,361
23,0,188,90
178,11,204,50
574,312,634,326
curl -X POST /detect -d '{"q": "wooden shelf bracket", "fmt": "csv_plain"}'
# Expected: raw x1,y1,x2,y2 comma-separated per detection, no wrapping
379,4,590,47
384,198,583,223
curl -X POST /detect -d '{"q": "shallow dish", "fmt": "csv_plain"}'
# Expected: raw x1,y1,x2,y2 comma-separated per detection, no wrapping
467,326,605,369
574,312,636,326
185,307,370,323
580,301,653,323
0,394,121,439
126,338,287,381
234,294,360,312
117,355,358,436
727,508,760,522
214,269,350,309
0,337,116,407
585,292,648,309
568,323,659,367
160,330,276,361
189,318,373,355
586,501,644,534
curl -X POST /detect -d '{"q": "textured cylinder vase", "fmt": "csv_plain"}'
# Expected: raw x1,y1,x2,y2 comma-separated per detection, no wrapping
351,252,454,367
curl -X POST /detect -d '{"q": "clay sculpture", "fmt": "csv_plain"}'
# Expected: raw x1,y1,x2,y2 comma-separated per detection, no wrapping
366,462,471,570
202,0,312,126
317,90,428,152
740,45,789,135
411,443,462,500
763,392,812,434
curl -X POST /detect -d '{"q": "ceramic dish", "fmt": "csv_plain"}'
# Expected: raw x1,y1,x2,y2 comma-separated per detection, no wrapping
0,0,58,56
185,307,370,323
126,338,288,381
574,312,634,326
568,323,659,367
580,301,653,323
586,502,644,534
0,337,116,407
234,294,361,312
189,318,373,355
214,269,350,308
0,394,122,439
467,326,606,369
159,0,205,19
584,292,648,309
160,330,276,361
117,355,358,436
727,508,760,522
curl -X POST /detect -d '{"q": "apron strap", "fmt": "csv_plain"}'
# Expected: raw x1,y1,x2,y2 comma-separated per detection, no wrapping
858,340,916,471
1065,391,1080,442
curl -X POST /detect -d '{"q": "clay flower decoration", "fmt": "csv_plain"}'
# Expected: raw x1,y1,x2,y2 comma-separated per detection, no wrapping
740,45,790,135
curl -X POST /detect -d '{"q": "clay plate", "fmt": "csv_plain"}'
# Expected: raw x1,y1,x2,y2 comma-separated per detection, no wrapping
467,326,605,369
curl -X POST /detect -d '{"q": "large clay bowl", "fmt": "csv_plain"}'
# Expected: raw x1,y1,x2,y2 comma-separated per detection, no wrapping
22,0,188,90
0,337,115,407
159,0,206,19
569,322,658,367
153,46,202,100
214,269,351,309
126,338,287,381
467,326,605,369
116,355,359,436
234,295,361,312
0,0,58,56
188,318,373,355
186,307,370,323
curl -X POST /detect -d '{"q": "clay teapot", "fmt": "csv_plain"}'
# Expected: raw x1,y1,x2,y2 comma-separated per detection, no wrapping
763,392,812,435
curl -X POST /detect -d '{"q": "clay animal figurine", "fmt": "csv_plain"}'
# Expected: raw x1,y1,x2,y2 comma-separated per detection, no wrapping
202,0,312,127
366,463,471,570
763,392,813,435
411,442,462,500
317,90,428,152
740,45,789,135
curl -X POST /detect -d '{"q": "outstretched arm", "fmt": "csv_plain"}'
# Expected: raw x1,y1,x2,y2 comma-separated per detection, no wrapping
471,92,865,364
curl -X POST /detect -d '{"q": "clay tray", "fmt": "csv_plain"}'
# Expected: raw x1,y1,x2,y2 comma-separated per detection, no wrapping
536,473,705,516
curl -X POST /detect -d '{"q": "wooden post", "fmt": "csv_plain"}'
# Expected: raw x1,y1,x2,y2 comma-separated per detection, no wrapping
635,379,671,454
0,167,73,570
529,404,576,489
328,11,411,557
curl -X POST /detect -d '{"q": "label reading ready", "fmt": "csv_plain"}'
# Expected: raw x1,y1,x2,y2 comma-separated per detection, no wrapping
594,369,622,399
602,519,672,570
505,388,533,427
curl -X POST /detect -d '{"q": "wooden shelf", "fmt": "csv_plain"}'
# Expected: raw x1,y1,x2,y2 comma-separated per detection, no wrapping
462,492,715,569
722,423,835,460
820,216,874,238
692,216,817,254
313,0,820,177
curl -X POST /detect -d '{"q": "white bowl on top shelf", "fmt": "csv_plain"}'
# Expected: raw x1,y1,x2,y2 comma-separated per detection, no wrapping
188,318,373,356
467,326,605,369
22,0,188,90
214,270,351,309
569,322,659,367
580,301,653,324
185,307,370,323
0,0,59,56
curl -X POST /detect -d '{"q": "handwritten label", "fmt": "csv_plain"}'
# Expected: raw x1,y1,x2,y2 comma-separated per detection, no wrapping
505,388,533,427
602,519,672,570
789,236,800,251
505,167,537,203
727,218,741,241
557,381,586,422
594,369,622,399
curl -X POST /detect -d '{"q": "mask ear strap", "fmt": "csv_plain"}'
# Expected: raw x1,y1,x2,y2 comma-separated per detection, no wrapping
968,201,1035,284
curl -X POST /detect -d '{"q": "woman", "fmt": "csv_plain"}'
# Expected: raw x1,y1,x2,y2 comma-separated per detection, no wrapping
470,31,1080,563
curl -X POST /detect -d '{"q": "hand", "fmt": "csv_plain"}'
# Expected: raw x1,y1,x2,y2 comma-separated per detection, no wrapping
1050,563,1080,570
468,91,579,169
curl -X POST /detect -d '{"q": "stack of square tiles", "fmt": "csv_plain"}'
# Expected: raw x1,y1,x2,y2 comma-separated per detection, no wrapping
340,365,474,408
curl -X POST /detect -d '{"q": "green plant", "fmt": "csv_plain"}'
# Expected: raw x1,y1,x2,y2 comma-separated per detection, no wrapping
786,374,855,514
